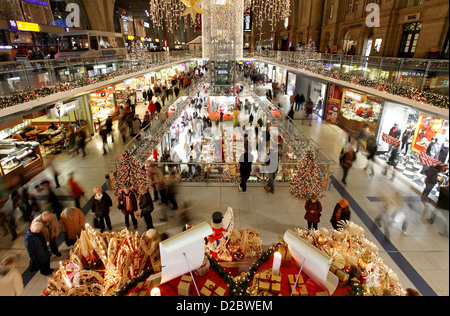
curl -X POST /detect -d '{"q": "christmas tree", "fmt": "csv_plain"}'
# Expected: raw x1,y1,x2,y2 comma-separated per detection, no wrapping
114,150,148,196
289,150,324,199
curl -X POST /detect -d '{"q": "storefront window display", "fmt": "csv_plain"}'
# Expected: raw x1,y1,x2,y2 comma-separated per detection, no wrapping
310,81,327,118
338,88,383,137
376,102,420,153
208,96,237,120
325,84,343,125
410,115,449,163
89,86,116,127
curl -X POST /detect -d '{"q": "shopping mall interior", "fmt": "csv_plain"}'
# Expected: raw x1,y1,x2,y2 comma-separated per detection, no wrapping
0,0,448,299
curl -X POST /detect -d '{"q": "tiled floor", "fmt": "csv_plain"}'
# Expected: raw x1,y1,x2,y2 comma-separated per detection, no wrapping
1,90,448,296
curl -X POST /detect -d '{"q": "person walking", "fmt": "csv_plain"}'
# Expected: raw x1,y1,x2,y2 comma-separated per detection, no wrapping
60,207,85,247
421,164,444,201
67,172,84,209
304,194,322,230
238,146,253,193
299,93,305,110
75,128,87,157
330,199,351,230
24,221,53,275
303,99,314,125
91,186,113,233
118,115,128,143
294,93,301,111
166,171,179,211
0,195,18,241
100,126,109,155
32,211,61,257
118,184,138,229
339,144,356,185
105,115,114,143
0,254,24,296
130,114,142,138
364,136,378,176
138,185,155,229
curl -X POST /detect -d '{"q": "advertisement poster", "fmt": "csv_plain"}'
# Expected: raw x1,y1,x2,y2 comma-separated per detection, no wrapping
325,83,342,124
411,114,449,155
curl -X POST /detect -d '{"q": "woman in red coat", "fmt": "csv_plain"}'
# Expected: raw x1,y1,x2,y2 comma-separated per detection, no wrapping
118,184,138,229
304,194,322,230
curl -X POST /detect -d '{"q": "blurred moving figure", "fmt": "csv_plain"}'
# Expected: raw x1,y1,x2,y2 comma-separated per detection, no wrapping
374,185,407,238
67,172,85,209
0,254,24,296
0,195,18,241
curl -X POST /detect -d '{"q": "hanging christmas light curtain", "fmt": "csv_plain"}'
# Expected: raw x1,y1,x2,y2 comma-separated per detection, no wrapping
245,0,291,31
148,0,189,33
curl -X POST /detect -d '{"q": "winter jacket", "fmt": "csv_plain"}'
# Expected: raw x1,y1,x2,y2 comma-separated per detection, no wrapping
330,203,351,225
24,229,51,264
304,199,322,224
60,207,85,240
68,177,84,199
139,190,154,214
425,166,441,185
239,153,253,179
118,190,138,215
32,213,60,243
91,192,113,218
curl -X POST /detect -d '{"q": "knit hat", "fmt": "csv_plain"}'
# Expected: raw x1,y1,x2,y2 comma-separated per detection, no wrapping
339,199,349,208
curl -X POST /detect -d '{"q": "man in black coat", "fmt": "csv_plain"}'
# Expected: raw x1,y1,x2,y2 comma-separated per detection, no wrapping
138,185,154,229
421,164,444,201
91,187,113,232
238,146,253,193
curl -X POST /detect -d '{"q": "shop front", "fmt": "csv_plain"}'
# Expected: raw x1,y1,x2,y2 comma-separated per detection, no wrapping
337,88,383,138
376,102,449,202
309,80,327,118
325,83,343,125
89,86,117,129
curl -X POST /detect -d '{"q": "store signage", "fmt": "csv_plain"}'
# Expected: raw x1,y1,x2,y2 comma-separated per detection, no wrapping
344,90,362,102
22,0,49,6
65,3,80,28
382,133,401,148
244,8,252,32
9,20,18,30
16,21,40,32
418,152,447,171
405,13,421,22
51,100,78,118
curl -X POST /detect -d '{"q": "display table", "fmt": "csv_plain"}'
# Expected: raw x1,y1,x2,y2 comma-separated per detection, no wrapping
42,219,407,296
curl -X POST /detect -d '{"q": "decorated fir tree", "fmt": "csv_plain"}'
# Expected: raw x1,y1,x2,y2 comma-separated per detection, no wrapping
289,150,324,199
113,150,148,196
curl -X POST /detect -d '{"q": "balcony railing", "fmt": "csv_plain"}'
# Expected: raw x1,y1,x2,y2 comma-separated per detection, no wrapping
249,51,449,109
0,50,202,111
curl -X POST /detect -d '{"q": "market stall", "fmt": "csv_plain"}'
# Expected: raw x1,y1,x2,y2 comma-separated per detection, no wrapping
0,140,43,191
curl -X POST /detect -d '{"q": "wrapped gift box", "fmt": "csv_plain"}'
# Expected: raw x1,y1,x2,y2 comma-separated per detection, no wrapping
288,274,305,296
200,279,227,296
278,244,292,267
178,275,192,296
